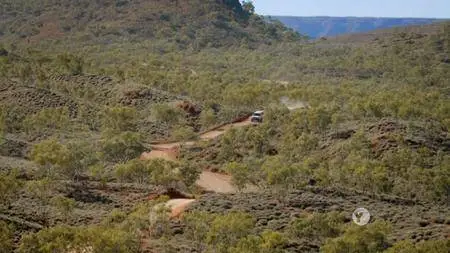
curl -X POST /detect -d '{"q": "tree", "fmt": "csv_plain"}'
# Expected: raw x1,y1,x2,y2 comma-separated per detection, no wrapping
0,221,13,253
31,139,98,180
18,225,140,253
171,125,196,141
218,127,241,162
183,211,217,253
321,221,391,253
384,239,450,253
178,161,201,189
102,106,137,133
206,212,255,253
50,195,76,222
148,158,182,190
23,107,70,135
230,230,288,253
199,108,216,129
56,53,84,75
115,159,149,184
64,140,99,180
242,1,255,15
289,212,345,241
101,131,145,163
224,161,251,191
263,156,301,203
31,139,71,178
152,104,185,125
0,168,23,210
115,158,198,190
26,178,55,225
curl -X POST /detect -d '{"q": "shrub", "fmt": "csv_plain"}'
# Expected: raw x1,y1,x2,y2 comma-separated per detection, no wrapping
18,225,139,253
0,221,13,253
384,239,450,253
171,125,196,141
23,107,70,135
0,168,23,209
31,139,98,180
321,221,391,253
102,106,137,132
206,212,256,253
290,212,345,240
101,131,144,163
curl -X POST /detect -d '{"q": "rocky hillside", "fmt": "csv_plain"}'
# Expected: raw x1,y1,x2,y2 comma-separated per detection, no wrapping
0,0,300,49
272,16,445,38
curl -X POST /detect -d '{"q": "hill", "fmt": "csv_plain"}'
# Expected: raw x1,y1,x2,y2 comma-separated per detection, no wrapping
0,0,300,49
0,0,449,252
271,16,445,38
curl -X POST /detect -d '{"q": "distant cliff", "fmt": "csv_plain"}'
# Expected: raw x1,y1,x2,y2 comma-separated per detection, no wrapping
271,16,445,38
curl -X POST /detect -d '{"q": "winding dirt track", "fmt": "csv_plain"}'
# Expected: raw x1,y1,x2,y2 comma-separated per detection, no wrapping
143,103,306,220
141,117,254,193
142,103,307,193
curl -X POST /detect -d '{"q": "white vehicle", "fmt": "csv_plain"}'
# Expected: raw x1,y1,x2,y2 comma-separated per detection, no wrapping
250,110,264,123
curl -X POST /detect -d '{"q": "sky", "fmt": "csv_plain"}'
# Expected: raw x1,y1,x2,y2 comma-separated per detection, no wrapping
250,0,450,18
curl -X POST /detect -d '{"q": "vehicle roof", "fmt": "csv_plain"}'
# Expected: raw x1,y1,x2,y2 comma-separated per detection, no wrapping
253,110,264,114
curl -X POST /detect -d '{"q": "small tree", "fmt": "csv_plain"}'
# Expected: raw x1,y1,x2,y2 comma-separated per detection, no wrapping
242,1,255,15
31,139,71,178
102,106,137,133
183,211,217,252
178,161,201,190
199,108,216,129
56,53,84,75
263,156,300,204
31,139,97,180
289,212,345,242
0,221,13,253
26,178,55,224
206,212,255,253
101,131,145,163
385,239,450,253
224,161,251,192
148,158,182,190
152,104,184,125
0,168,23,210
230,230,288,253
171,125,196,141
18,225,140,253
321,221,391,253
115,159,149,184
50,195,76,222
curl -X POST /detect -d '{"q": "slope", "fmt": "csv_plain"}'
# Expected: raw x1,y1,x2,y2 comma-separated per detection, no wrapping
0,0,300,49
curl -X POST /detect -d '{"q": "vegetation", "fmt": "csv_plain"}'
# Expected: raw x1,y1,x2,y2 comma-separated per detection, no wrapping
0,0,448,252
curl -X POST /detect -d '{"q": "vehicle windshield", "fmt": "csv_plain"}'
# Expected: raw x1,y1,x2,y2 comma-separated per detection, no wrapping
253,113,261,116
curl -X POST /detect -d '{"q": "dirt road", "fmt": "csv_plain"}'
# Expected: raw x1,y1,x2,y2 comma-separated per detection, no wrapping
142,103,307,193
149,117,253,150
142,104,306,218
196,171,236,193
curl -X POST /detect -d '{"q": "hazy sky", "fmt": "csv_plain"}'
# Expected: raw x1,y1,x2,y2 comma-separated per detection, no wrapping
251,0,450,18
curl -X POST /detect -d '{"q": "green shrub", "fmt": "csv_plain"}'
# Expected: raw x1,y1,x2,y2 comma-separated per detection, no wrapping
321,221,391,253
102,106,137,132
18,225,139,253
171,125,196,141
384,239,450,253
290,212,345,240
206,212,256,253
0,221,13,253
0,168,23,209
101,131,144,163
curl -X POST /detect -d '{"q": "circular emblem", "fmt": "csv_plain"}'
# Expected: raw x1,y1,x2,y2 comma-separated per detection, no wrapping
352,207,371,226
